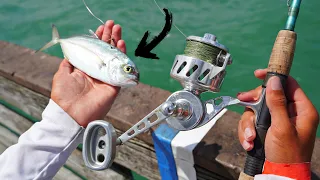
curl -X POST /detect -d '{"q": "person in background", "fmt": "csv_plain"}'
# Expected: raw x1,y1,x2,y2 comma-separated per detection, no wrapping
237,70,319,180
0,20,318,180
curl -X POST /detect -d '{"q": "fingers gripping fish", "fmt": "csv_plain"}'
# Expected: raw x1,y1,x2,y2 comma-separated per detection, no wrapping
37,24,139,88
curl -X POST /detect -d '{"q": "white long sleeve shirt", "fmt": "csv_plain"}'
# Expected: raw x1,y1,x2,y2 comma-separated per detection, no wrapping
0,100,291,180
0,99,84,180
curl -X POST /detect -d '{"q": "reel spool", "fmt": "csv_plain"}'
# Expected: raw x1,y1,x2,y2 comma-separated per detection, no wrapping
170,33,232,94
166,33,232,130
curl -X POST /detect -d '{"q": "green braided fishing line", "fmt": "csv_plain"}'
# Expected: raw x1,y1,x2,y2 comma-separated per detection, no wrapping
184,40,222,64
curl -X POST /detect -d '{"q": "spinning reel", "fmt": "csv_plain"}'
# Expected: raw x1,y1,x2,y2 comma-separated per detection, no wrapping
82,33,262,170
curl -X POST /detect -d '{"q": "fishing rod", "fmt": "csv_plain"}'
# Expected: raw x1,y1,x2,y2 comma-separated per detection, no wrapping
242,0,302,176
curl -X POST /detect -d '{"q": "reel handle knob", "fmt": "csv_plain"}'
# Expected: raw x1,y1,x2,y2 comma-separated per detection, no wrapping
82,121,117,171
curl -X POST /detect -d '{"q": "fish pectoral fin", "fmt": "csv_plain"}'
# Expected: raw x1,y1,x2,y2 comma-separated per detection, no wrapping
97,61,106,70
89,29,99,39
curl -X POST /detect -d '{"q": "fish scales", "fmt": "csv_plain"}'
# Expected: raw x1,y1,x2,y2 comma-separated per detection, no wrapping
61,37,122,81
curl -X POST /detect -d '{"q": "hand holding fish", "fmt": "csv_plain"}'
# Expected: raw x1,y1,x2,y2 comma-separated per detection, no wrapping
51,21,128,127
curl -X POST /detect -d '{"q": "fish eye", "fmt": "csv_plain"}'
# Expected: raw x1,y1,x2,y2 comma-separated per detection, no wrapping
123,65,134,73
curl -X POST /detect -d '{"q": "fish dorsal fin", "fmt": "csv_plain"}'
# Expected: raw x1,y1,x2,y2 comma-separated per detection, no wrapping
89,29,99,39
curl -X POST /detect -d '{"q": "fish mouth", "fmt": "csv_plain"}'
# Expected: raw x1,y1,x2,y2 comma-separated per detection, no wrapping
126,72,139,85
131,72,140,83
126,78,139,84
131,79,139,84
133,71,140,81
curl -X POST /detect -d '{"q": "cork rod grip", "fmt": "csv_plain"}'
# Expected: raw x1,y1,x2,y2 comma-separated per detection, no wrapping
268,30,297,76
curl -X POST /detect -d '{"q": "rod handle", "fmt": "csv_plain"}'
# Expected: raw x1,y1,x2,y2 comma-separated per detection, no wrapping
243,30,297,177
268,30,297,75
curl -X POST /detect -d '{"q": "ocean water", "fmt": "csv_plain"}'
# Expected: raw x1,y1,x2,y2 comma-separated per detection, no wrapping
0,0,319,137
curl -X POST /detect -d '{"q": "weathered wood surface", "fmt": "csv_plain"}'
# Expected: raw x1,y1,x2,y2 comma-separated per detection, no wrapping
0,41,319,179
0,104,128,180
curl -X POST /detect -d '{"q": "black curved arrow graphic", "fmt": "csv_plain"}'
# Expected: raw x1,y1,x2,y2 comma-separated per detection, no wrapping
134,8,173,60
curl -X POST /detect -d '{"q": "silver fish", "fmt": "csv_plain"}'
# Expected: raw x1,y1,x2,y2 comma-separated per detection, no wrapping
37,24,139,87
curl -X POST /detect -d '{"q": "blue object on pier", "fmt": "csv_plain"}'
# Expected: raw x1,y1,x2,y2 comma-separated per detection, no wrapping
152,123,179,180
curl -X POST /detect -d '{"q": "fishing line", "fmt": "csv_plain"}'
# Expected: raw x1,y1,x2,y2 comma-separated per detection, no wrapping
152,0,187,38
83,0,105,25
82,0,115,44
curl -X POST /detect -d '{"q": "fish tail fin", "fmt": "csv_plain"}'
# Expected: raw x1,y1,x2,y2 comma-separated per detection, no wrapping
51,24,60,41
36,24,60,53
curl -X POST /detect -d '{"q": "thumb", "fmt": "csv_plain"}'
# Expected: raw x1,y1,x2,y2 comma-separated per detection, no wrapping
266,76,291,130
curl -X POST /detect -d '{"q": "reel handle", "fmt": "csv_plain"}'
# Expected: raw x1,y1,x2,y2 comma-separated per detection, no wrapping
243,30,297,176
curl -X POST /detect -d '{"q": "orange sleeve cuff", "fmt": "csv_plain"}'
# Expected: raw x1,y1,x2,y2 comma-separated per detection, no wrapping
263,159,311,180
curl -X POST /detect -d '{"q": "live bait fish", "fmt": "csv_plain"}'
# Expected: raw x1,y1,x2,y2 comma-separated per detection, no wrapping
37,24,139,87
